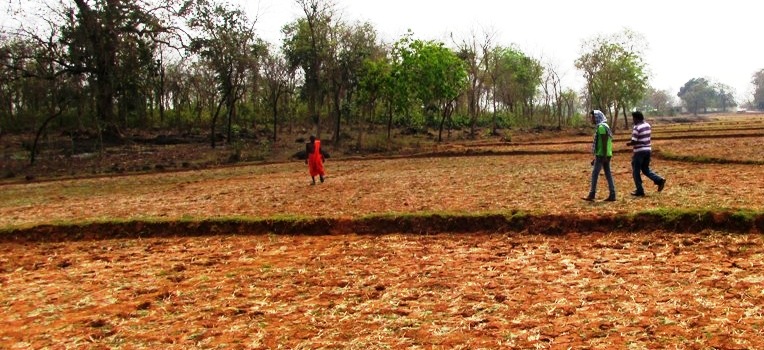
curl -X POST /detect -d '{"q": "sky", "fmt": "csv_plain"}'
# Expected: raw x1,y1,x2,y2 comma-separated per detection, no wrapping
1,0,760,103
248,0,762,104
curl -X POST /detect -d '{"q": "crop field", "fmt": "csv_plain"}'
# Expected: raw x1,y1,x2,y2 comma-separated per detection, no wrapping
1,114,763,349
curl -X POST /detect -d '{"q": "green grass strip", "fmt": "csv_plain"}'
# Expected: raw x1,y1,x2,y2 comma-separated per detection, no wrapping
658,151,764,165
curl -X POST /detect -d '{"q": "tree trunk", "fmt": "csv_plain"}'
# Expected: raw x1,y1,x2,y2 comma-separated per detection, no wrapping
95,80,122,143
386,101,393,140
226,94,234,144
469,77,478,139
271,89,280,142
622,105,629,130
491,87,498,136
437,102,454,143
333,86,341,145
30,109,64,165
158,64,165,124
210,93,228,148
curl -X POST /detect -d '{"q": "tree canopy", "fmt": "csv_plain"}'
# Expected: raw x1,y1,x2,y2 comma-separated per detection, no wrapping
575,29,648,130
678,78,737,115
752,69,764,110
5,0,756,168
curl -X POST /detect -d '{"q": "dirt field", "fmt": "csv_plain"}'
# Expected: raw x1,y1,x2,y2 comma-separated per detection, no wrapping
1,152,762,229
1,114,763,348
2,232,763,349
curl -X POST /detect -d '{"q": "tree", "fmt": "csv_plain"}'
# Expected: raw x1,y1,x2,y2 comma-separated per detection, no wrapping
559,88,579,122
541,61,564,128
639,87,675,116
453,29,493,138
260,44,292,142
59,0,191,141
282,0,335,139
491,46,543,124
753,69,764,110
357,56,392,140
576,29,649,130
163,60,194,128
0,34,75,163
394,36,467,142
384,32,417,138
325,21,380,145
714,82,736,113
188,0,261,148
677,78,735,115
0,36,32,134
678,78,712,115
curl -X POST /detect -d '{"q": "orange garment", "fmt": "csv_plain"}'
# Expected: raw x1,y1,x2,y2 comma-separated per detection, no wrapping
308,139,325,177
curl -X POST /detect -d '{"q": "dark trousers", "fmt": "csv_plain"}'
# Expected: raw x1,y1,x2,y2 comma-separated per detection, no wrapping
631,151,663,194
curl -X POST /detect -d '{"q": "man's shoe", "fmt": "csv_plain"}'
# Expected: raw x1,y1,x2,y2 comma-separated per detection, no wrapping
582,196,595,202
657,179,666,192
630,191,645,197
604,196,616,202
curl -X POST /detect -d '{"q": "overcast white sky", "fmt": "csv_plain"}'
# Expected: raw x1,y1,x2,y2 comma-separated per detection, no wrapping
249,0,762,103
1,0,760,103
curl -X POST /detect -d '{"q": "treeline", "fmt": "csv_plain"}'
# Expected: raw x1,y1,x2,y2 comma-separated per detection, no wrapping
0,0,681,157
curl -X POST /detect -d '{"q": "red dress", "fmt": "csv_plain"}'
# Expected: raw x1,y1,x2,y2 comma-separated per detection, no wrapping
308,140,325,177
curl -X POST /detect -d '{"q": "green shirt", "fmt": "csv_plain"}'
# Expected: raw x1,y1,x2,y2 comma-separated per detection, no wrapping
595,124,613,157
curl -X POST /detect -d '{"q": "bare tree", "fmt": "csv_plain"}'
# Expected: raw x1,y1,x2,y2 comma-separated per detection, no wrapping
453,28,494,138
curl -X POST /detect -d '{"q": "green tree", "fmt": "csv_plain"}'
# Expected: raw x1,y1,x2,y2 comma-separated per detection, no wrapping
576,29,648,130
188,0,261,148
357,56,393,139
282,0,335,139
385,32,418,137
0,34,75,163
714,82,736,112
325,21,380,145
395,36,467,142
492,46,543,124
0,37,33,134
639,87,675,116
60,0,191,141
753,69,764,110
677,78,724,115
259,44,293,142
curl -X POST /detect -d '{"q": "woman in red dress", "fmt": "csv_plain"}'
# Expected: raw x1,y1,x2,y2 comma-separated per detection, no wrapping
306,135,326,185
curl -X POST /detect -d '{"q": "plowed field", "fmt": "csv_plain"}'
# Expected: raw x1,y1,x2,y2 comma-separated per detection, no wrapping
1,114,764,349
2,232,763,349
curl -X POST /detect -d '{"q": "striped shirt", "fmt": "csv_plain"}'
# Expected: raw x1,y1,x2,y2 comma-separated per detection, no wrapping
631,121,652,153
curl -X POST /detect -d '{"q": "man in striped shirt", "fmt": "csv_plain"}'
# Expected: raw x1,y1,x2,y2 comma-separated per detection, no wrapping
626,111,666,196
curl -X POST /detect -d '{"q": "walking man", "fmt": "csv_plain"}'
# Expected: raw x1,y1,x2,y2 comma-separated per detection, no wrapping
626,111,666,196
584,110,616,202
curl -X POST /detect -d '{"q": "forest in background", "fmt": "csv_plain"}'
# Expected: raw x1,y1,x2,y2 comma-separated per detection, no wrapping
1,0,763,174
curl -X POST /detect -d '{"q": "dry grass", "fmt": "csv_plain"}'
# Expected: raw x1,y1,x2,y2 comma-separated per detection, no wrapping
1,115,763,348
1,232,763,349
1,148,762,228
